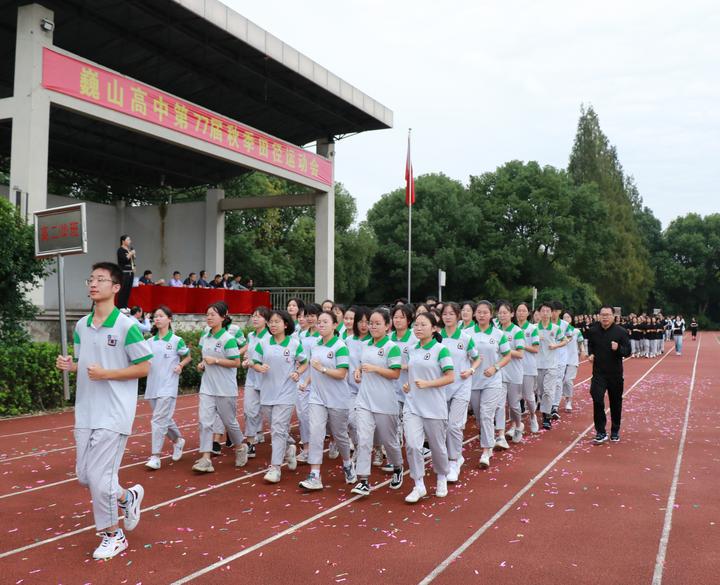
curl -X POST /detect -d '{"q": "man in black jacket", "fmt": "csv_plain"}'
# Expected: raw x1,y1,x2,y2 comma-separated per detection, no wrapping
587,305,632,444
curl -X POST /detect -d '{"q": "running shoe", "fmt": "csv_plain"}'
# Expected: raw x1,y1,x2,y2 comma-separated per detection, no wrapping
504,426,515,439
285,444,297,471
343,461,357,484
328,440,340,459
551,407,561,421
235,443,249,467
296,448,308,463
542,415,552,430
530,416,540,433
494,435,510,451
389,467,404,490
121,484,144,532
380,462,395,472
479,451,491,469
404,486,427,503
564,399,573,413
247,443,257,459
192,457,214,473
225,436,234,449
264,467,281,483
172,438,185,462
436,477,448,498
447,460,459,483
610,433,620,443
351,480,371,496
145,456,161,470
93,529,128,560
299,474,324,491
211,441,222,456
512,426,524,444
593,433,609,444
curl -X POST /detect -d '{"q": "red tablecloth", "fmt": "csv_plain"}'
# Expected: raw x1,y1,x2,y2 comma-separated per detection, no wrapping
127,287,271,314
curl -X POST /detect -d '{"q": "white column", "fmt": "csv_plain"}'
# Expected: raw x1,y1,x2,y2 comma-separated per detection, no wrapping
205,188,225,277
315,138,335,302
9,4,54,307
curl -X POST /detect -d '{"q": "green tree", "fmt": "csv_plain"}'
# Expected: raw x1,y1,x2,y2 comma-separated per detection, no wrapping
568,105,653,309
0,198,50,342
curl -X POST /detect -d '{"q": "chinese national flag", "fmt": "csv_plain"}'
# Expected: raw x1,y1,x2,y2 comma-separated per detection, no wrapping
405,134,415,206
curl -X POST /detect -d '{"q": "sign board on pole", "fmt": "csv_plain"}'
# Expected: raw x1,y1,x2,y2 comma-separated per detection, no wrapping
34,203,87,402
34,203,87,258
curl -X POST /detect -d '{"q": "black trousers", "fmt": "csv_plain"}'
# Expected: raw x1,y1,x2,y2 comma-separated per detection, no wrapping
590,374,623,435
117,271,134,309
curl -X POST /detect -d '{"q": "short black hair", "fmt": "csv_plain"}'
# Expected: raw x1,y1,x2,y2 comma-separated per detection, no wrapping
120,234,130,245
269,309,295,336
538,301,554,311
130,306,142,316
91,261,122,284
552,300,564,311
173,271,180,276
599,304,614,313
143,270,152,277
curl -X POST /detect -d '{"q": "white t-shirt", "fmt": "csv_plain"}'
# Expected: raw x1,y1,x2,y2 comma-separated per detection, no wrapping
73,307,153,435
199,328,241,397
345,334,372,396
390,329,418,403
468,324,511,390
440,327,479,402
518,321,540,376
355,336,402,415
499,323,526,385
536,322,564,370
253,335,307,405
244,328,269,390
308,336,351,410
565,325,584,367
145,331,189,399
404,339,454,420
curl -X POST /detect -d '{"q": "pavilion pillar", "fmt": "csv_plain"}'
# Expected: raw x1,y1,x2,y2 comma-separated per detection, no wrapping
205,187,225,279
315,138,335,302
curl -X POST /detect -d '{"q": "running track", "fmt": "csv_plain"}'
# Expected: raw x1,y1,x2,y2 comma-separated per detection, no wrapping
0,334,716,584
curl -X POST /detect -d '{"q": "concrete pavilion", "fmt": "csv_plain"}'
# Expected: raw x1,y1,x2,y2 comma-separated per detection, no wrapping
0,0,392,310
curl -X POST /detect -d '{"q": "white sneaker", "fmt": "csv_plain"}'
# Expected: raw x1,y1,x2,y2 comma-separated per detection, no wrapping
422,447,432,459
512,426,524,444
92,529,128,560
446,461,459,483
565,399,573,413
145,455,161,470
529,416,540,434
479,452,491,469
372,447,384,467
172,438,185,461
328,441,340,459
296,448,308,463
299,474,323,490
192,457,214,473
436,478,448,498
122,484,144,532
494,435,510,451
256,433,265,444
504,426,515,439
264,467,281,483
285,444,297,470
235,443,249,468
404,486,427,503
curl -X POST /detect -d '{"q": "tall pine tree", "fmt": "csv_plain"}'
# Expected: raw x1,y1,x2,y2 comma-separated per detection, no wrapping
568,105,653,310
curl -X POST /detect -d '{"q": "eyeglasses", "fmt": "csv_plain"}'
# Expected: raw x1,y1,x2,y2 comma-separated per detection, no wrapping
85,277,117,286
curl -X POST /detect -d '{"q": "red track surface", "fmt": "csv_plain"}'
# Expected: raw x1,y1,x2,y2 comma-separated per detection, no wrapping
0,335,715,585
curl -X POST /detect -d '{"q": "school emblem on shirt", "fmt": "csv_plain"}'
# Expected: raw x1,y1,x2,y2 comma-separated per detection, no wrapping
283,349,290,357
424,353,431,360
490,339,495,344
378,349,385,357
107,335,117,347
457,343,464,350
166,343,173,350
327,352,334,359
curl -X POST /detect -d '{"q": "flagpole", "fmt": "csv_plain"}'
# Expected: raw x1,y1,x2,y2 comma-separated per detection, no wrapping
406,128,412,303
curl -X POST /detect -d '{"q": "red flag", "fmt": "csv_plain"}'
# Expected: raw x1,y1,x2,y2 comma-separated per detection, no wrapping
405,133,415,206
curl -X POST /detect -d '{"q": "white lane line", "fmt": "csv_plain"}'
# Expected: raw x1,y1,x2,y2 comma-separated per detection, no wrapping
417,349,674,584
651,334,702,585
0,396,200,439
0,431,310,560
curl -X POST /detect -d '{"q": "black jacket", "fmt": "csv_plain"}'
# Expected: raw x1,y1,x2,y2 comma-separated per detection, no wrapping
587,322,631,378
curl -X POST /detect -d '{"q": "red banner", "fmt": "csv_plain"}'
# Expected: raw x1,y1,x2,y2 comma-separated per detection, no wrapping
42,48,333,187
126,287,272,315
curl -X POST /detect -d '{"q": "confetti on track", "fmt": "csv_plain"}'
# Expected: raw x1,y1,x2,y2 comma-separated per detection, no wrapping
0,335,718,585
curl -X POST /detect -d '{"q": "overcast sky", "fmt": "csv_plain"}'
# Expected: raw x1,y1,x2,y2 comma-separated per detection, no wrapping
226,0,719,228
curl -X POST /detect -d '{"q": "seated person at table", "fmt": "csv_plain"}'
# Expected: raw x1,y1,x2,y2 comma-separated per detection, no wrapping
230,275,248,291
245,278,255,291
210,274,224,288
183,272,198,287
139,270,165,286
197,270,209,288
168,271,184,287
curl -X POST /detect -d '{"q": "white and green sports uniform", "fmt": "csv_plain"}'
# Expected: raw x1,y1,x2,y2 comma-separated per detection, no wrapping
536,321,564,415
519,321,540,415
355,336,403,476
404,339,454,482
197,327,244,454
498,323,526,429
307,335,353,466
390,329,418,404
244,327,269,439
552,318,571,407
562,324,584,403
297,329,321,444
467,324,511,450
72,307,153,531
253,335,308,467
145,331,189,455
345,333,372,446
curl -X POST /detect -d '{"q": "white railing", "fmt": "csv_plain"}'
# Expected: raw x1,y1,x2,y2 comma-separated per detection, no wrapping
262,287,315,309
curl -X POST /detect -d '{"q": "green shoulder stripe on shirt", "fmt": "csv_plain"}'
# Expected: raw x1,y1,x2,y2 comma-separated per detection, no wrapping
177,338,187,350
387,344,402,368
438,346,454,371
132,353,153,365
335,346,350,357
124,324,144,346
514,330,524,341
224,337,239,350
73,330,81,345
